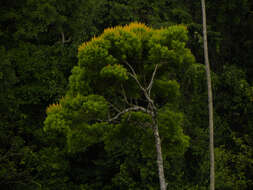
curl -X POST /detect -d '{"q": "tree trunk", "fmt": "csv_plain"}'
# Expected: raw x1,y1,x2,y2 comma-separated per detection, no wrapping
153,119,167,190
124,61,167,189
201,0,215,190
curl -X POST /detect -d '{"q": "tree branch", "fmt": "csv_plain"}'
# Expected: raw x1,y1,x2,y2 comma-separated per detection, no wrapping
123,60,156,109
108,106,151,123
61,31,72,44
124,61,146,91
147,64,158,95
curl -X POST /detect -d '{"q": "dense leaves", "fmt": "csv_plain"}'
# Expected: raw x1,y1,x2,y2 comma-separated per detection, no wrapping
44,23,192,189
1,0,252,189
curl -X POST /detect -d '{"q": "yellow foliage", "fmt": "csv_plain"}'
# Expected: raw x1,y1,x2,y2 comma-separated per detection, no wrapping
46,102,62,114
78,35,103,52
78,22,151,52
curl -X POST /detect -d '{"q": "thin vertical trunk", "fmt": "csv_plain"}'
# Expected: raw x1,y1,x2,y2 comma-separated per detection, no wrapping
124,61,167,189
201,0,215,190
153,118,167,190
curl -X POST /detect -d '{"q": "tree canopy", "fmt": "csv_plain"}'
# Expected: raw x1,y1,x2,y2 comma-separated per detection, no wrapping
44,23,194,189
1,1,252,189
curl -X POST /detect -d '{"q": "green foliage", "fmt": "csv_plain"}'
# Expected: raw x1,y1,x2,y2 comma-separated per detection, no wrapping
43,22,193,189
0,0,103,188
1,0,252,189
215,136,253,190
100,64,129,80
153,79,180,104
44,94,109,153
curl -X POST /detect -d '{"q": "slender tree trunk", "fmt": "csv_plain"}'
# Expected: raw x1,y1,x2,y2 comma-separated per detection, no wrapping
153,117,167,190
201,0,215,190
124,61,167,189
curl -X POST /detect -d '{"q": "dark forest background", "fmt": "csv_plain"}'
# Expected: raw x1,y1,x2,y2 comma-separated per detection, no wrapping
0,0,252,189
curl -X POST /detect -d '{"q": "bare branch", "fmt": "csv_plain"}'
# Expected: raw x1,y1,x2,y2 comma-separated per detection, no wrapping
122,60,157,112
108,106,151,123
147,64,158,95
124,60,137,77
124,61,146,91
129,73,145,92
61,31,72,44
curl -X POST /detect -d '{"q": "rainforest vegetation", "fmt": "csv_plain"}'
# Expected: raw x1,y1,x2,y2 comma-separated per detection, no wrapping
0,0,252,189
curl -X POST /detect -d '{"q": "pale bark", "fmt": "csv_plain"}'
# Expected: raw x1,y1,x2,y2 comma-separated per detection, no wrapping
108,105,151,122
108,62,167,190
126,62,167,190
153,117,167,190
61,31,71,44
201,0,215,190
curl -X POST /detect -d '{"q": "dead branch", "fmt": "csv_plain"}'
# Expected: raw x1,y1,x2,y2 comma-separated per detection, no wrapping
108,105,151,123
61,31,72,44
124,60,156,106
147,64,158,95
124,61,146,91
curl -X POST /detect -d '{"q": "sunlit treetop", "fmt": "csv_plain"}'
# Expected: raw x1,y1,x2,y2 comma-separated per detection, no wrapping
46,102,62,114
70,22,194,98
78,22,152,52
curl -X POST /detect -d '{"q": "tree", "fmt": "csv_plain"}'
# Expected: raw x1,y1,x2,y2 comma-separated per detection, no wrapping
44,23,194,189
201,0,215,190
2,0,253,189
0,0,103,188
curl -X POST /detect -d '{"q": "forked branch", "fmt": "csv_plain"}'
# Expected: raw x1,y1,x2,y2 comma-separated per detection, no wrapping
61,31,72,44
108,105,151,123
123,61,157,106
147,64,158,95
124,61,145,91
